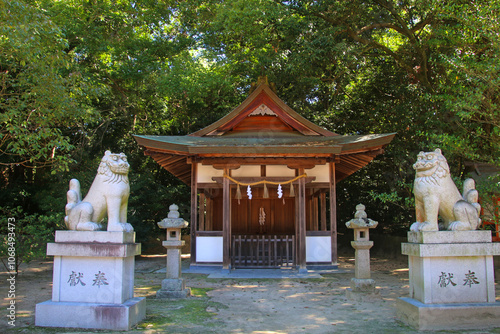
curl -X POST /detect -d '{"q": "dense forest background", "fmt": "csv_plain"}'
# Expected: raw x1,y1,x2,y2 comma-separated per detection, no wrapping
1,0,499,262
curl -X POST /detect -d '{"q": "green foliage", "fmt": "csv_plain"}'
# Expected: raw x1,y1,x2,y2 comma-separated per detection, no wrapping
430,2,500,164
0,0,83,171
1,0,499,245
476,174,500,227
127,167,190,252
369,189,414,212
0,206,63,274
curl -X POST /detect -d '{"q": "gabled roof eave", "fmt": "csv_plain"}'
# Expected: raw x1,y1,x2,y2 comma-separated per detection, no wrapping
188,84,338,137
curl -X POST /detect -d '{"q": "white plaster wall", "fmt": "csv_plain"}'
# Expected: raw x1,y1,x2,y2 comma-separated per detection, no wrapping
196,237,223,263
266,165,295,177
231,165,261,177
305,164,330,183
197,163,223,183
306,236,332,262
197,163,330,183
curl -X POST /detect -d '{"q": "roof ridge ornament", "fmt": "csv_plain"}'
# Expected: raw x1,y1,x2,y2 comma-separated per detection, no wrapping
257,76,269,86
249,104,277,116
249,75,277,93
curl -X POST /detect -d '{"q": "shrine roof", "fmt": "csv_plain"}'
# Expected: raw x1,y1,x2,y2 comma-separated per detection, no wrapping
133,78,396,184
133,132,395,155
189,81,337,137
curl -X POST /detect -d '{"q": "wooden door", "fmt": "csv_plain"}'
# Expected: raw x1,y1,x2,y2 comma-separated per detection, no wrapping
231,198,295,235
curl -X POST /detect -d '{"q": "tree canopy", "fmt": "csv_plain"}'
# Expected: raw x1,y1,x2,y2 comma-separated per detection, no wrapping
1,0,498,255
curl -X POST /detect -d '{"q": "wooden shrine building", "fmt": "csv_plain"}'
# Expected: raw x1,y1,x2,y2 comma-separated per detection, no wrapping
134,78,395,271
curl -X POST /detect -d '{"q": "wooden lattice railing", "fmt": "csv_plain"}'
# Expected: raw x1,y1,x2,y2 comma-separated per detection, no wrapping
231,235,295,269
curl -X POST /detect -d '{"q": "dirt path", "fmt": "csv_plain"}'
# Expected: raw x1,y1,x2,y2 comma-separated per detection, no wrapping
1,255,499,333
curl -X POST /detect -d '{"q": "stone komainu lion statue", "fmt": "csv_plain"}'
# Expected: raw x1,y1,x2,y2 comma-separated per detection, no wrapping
64,151,134,232
410,149,481,232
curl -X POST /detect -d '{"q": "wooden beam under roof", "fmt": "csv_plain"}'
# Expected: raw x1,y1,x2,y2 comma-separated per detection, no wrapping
211,176,317,185
145,151,191,184
142,148,385,185
199,157,328,166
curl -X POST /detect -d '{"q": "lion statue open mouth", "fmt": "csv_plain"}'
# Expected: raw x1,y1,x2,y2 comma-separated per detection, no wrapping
410,149,481,232
64,151,133,232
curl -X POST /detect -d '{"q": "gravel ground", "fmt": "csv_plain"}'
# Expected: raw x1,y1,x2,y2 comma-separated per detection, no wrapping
1,254,499,333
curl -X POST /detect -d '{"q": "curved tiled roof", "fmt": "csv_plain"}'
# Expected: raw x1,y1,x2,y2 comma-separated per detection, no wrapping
134,80,395,184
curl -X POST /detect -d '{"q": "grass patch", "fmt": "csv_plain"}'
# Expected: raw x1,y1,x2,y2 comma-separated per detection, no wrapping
190,287,213,297
136,287,227,333
6,287,227,334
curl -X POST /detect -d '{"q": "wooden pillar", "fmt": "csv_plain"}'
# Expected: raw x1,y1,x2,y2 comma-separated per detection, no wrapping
270,197,275,232
246,196,252,233
294,184,299,266
329,161,338,265
298,167,307,272
204,190,212,231
320,191,327,231
313,192,319,231
307,190,312,231
198,192,205,231
222,168,231,270
190,161,198,264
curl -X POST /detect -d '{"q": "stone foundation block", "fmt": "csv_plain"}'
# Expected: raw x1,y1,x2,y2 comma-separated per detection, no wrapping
156,289,191,299
398,231,500,331
350,278,376,292
407,230,492,244
403,231,499,305
161,278,185,291
396,297,500,330
54,231,136,244
36,231,146,330
156,278,191,299
35,297,146,331
346,278,379,301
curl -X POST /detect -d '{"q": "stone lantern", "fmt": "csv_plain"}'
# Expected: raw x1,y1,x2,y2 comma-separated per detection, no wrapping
345,204,378,297
156,204,190,298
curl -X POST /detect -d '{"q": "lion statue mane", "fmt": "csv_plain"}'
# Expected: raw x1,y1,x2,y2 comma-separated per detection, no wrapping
64,150,133,232
410,148,481,232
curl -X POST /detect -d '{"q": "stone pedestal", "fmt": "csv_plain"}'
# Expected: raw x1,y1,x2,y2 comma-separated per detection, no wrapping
157,278,190,299
397,231,500,330
156,205,191,299
35,231,146,330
